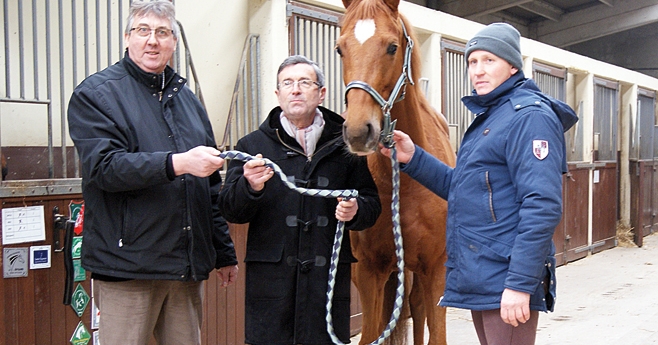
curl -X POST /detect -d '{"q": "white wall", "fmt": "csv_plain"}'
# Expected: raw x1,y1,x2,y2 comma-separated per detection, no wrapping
176,1,250,136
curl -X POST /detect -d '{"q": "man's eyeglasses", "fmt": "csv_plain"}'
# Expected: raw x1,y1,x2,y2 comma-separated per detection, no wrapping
130,26,173,39
278,79,321,90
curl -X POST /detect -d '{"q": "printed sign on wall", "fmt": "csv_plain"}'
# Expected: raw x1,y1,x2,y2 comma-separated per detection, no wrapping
2,206,46,245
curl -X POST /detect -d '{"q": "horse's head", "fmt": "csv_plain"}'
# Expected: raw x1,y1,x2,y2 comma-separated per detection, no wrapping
338,0,411,155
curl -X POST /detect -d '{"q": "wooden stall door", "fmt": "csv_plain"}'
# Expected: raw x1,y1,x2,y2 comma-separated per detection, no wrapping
559,166,590,264
630,160,654,247
201,223,247,345
0,195,92,345
591,163,619,253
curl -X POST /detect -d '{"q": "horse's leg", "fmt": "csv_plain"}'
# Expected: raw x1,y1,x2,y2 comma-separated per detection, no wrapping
381,271,411,345
419,259,448,345
409,272,427,345
353,260,389,345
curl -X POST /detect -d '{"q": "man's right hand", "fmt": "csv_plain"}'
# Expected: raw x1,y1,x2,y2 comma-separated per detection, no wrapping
172,146,224,177
379,130,416,164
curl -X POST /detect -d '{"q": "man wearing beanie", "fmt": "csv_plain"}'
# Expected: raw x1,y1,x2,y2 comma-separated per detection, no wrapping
379,22,578,345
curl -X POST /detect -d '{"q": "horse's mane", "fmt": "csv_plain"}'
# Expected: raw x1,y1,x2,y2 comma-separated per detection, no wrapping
399,14,451,137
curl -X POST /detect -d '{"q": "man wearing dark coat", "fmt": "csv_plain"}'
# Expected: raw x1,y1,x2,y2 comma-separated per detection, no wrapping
218,55,381,345
67,2,238,344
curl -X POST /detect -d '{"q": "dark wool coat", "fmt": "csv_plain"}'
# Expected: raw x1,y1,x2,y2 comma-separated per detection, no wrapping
67,53,237,281
218,106,381,345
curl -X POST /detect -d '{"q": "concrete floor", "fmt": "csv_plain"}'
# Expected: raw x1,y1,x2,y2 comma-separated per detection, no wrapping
350,233,658,344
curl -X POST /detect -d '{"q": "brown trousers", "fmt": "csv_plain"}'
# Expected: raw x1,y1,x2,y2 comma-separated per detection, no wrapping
93,279,203,345
471,309,539,345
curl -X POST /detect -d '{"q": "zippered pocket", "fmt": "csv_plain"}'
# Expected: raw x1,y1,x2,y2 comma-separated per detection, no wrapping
485,171,497,223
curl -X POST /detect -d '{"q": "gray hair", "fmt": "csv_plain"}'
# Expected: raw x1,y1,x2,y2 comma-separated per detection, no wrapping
277,55,325,89
125,0,180,40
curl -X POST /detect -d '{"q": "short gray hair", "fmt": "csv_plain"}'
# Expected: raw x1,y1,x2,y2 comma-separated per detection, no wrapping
125,1,180,40
277,55,325,89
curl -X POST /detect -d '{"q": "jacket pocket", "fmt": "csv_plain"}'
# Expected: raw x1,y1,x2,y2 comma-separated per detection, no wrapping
484,171,497,223
245,243,287,301
120,197,133,247
455,227,511,295
244,243,285,263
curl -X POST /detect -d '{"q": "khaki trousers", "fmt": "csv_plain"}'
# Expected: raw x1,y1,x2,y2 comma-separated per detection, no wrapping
471,309,539,345
94,279,203,345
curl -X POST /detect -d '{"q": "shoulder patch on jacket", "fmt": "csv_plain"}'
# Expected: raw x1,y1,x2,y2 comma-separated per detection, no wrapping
533,140,549,160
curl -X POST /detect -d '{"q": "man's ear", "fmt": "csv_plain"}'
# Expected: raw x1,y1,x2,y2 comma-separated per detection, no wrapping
511,66,519,75
319,86,327,104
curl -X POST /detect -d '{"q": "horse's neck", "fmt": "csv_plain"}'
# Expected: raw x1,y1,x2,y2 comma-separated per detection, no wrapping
391,88,433,148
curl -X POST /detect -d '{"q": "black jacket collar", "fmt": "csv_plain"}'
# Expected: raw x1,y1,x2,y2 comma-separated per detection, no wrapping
122,50,175,93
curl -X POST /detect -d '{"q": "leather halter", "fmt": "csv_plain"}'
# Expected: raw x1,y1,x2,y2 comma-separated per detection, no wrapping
344,18,415,148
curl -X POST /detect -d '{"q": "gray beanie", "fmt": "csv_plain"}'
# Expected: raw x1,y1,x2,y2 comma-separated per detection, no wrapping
465,23,523,70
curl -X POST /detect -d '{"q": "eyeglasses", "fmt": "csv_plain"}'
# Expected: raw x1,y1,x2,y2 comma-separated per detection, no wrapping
278,79,321,90
130,26,173,39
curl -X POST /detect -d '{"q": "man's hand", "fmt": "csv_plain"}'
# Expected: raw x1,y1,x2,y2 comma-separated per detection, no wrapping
216,265,239,288
500,288,531,327
335,197,358,222
243,154,274,192
379,130,415,164
172,146,224,177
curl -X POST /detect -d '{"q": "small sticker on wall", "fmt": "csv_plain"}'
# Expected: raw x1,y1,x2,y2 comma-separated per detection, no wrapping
30,245,51,269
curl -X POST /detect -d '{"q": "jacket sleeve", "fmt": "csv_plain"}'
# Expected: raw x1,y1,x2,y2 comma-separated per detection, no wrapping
503,107,564,294
345,155,382,231
217,141,267,224
67,85,171,192
400,145,453,200
210,170,238,268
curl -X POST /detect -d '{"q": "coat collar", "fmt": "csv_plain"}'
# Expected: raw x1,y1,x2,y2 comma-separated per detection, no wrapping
461,70,525,115
122,50,176,93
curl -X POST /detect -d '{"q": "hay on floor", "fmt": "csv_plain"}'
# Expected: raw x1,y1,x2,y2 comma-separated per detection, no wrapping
616,223,637,248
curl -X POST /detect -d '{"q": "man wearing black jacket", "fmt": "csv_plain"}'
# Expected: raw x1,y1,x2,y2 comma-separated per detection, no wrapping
67,1,237,344
218,55,381,345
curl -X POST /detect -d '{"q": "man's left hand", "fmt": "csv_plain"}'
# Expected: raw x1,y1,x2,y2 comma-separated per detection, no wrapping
335,197,358,222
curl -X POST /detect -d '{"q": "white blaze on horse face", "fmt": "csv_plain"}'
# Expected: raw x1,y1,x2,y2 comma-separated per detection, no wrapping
354,19,376,45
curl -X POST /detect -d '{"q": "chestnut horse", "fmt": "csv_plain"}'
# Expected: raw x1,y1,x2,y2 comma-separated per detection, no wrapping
337,0,455,344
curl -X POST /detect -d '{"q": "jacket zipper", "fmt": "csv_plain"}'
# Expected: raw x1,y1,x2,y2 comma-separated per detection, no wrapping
485,171,497,222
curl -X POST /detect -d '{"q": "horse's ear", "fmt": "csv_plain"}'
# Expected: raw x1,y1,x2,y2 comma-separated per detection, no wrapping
342,0,354,9
383,0,400,13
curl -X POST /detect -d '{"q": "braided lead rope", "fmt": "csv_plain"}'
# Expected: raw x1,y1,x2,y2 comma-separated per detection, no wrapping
219,150,358,199
325,147,405,345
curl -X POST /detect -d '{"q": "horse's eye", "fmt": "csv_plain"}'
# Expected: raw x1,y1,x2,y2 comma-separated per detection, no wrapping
387,44,398,55
335,46,343,57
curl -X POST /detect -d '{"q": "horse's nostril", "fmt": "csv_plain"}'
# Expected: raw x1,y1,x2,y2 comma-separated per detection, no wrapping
366,123,374,139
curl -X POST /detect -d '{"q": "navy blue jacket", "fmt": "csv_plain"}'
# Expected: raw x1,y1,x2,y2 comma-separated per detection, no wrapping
67,53,237,281
402,71,577,311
